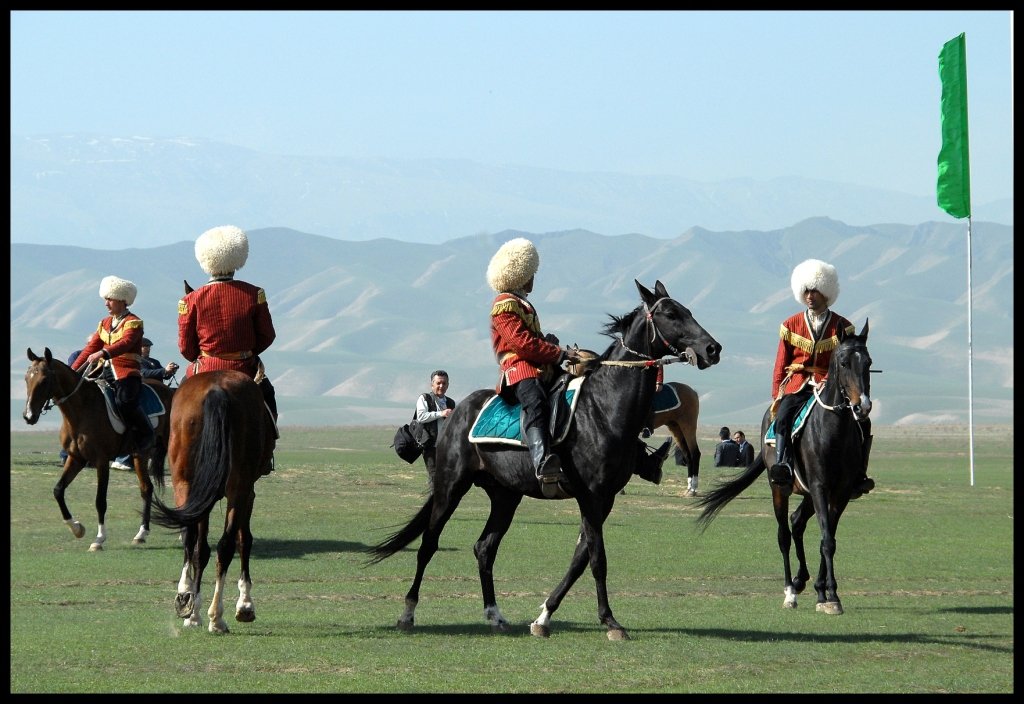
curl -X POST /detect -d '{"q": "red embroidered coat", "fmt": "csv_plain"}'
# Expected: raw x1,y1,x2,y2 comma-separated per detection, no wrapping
178,278,276,379
71,313,144,380
490,292,563,392
772,310,855,397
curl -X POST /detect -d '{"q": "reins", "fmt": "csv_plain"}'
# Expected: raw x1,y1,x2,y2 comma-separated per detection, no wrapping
41,360,101,412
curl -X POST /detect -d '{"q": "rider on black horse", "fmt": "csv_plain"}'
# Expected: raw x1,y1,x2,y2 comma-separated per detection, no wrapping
769,258,875,499
486,238,670,498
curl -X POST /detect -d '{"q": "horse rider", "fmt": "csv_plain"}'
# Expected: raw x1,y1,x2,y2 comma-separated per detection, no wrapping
177,224,278,422
487,238,670,498
71,275,155,454
769,258,874,499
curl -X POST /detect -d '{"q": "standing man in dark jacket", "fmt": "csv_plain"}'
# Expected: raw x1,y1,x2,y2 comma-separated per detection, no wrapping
415,369,456,483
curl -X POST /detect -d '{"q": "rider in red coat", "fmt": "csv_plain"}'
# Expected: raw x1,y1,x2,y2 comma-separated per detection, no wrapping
178,225,278,421
72,275,154,453
769,258,874,499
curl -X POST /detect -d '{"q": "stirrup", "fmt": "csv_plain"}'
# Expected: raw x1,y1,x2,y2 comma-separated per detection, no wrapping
850,476,875,500
768,462,793,486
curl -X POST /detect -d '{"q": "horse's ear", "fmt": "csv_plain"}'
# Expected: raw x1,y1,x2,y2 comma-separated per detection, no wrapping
635,279,655,306
654,280,669,299
184,279,194,295
44,347,52,364
27,348,36,362
859,318,869,340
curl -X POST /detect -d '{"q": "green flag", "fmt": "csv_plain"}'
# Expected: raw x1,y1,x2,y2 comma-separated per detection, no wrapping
937,32,971,219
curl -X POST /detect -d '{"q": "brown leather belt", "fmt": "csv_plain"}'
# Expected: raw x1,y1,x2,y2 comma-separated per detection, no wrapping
200,350,253,361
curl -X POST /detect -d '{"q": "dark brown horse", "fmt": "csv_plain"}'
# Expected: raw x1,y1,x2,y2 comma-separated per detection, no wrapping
696,321,874,614
23,347,174,551
151,370,276,634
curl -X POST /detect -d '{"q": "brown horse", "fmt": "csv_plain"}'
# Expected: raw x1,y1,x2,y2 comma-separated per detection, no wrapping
23,347,174,551
151,370,276,634
651,381,701,480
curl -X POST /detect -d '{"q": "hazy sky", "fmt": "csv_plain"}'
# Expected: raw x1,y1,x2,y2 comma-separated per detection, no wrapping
10,10,1014,202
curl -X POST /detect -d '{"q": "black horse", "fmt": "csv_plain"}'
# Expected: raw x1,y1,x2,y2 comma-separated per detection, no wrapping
696,320,874,615
368,280,721,640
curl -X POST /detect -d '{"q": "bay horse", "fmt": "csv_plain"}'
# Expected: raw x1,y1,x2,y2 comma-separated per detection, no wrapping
368,280,721,640
150,370,276,634
652,381,701,475
696,320,873,615
22,347,174,551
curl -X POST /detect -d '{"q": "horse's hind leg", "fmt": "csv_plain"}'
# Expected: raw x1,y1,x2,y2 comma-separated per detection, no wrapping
176,520,210,628
53,457,88,540
474,485,523,633
207,505,243,634
233,489,257,624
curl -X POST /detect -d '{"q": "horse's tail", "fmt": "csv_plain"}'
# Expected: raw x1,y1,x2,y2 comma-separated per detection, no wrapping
364,496,433,566
695,453,767,532
152,387,232,530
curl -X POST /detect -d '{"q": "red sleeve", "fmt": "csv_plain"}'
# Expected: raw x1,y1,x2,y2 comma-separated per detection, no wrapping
252,289,276,356
70,332,103,371
772,335,791,398
492,312,563,365
178,292,199,362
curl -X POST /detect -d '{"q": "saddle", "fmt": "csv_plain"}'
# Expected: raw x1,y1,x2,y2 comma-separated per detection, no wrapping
95,380,167,434
469,374,585,446
763,393,816,447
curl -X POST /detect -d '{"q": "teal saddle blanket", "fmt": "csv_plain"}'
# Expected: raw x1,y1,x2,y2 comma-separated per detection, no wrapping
469,377,585,446
97,381,167,433
652,383,682,414
764,392,816,446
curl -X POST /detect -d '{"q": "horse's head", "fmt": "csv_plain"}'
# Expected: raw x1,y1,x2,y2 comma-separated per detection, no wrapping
830,319,872,419
24,347,56,425
635,279,722,369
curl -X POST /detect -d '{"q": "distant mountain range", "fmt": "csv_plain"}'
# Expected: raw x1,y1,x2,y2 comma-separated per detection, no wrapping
10,219,1013,431
10,134,1013,250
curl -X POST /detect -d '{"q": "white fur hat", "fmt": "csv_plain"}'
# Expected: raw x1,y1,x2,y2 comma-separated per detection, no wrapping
486,238,540,292
195,225,249,276
98,275,137,306
791,258,839,306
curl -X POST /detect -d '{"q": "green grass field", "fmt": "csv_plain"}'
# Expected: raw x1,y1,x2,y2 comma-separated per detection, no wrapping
9,425,1013,693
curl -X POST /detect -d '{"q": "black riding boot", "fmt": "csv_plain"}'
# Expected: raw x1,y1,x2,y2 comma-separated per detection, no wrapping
850,432,875,499
635,439,671,485
524,426,561,498
127,405,155,454
769,432,793,491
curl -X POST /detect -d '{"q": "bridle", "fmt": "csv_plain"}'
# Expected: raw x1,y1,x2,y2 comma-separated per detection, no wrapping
34,360,99,415
608,297,694,369
811,342,874,421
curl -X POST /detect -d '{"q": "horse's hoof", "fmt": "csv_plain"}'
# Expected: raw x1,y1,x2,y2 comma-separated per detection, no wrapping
209,620,229,634
530,622,550,638
236,607,256,623
607,628,630,641
396,618,414,632
88,542,103,552
815,601,843,615
783,600,798,609
67,521,85,539
175,593,195,619
131,537,146,545
490,620,512,634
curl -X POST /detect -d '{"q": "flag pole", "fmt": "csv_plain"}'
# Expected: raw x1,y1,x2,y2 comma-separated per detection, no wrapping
937,32,974,485
965,216,975,486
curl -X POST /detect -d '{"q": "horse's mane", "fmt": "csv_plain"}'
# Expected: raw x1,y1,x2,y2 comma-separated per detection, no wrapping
597,306,642,361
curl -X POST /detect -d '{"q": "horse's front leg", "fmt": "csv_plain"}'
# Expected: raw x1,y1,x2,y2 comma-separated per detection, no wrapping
585,519,629,641
474,486,522,633
53,456,88,540
89,463,111,552
813,506,843,615
789,495,814,596
131,453,154,545
531,525,591,638
772,488,798,608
